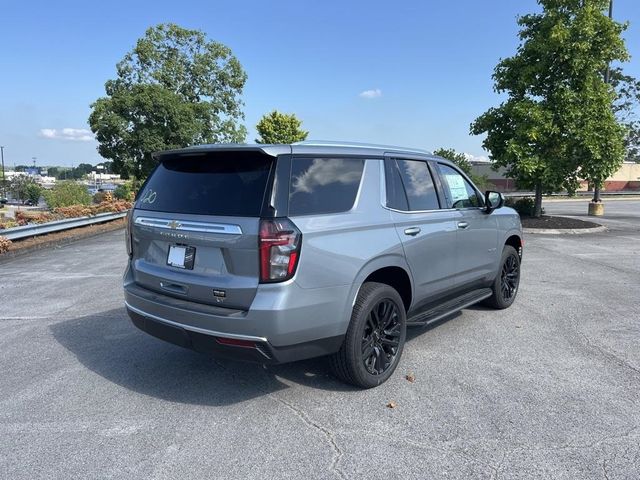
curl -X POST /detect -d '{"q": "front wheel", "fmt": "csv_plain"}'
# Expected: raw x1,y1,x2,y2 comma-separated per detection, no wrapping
484,245,521,309
330,282,406,388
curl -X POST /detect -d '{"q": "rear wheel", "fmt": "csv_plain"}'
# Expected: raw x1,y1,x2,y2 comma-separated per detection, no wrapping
330,282,406,388
484,245,520,309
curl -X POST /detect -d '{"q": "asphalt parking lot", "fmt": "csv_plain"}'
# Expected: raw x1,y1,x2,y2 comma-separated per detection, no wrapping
1,199,639,479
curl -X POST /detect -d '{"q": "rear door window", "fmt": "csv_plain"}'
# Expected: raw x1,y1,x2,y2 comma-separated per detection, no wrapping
136,152,273,217
385,159,440,211
288,158,365,216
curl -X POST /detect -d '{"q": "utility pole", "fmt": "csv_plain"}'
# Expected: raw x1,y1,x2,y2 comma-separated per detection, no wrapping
590,0,613,216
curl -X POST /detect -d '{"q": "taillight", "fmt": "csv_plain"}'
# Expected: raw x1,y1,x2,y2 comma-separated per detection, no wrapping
259,218,301,283
125,210,133,257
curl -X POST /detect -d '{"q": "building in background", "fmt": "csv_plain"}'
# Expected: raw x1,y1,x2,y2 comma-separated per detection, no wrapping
470,161,640,193
3,170,56,188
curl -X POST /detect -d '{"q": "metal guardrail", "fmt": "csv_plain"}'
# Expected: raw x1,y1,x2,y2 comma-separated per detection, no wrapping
0,211,127,241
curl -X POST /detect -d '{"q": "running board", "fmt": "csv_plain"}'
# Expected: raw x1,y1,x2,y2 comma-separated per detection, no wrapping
406,288,493,326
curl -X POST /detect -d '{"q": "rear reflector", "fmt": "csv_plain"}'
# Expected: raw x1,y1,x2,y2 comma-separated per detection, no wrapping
259,218,302,283
215,337,256,348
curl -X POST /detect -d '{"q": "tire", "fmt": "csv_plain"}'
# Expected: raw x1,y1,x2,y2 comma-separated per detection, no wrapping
330,282,407,388
484,245,521,309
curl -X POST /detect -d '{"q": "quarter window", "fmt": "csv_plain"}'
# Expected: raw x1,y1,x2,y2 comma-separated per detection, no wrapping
437,164,484,209
288,157,365,216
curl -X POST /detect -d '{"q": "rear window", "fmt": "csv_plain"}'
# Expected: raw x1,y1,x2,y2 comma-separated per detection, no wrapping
288,157,365,216
136,152,273,216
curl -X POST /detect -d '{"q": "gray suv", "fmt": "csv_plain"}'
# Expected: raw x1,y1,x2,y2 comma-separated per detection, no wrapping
124,142,522,388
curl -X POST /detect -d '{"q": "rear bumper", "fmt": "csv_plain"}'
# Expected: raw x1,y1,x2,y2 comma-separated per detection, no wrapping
123,266,349,364
126,305,342,364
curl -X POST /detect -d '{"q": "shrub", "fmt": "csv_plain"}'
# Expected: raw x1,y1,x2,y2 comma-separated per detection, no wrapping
54,205,93,218
14,210,56,224
113,183,133,200
505,197,545,217
53,200,132,218
0,236,11,253
93,191,109,204
44,181,92,209
0,219,19,229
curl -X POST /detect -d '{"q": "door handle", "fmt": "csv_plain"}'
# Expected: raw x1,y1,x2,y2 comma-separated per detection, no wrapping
457,222,469,230
404,227,421,236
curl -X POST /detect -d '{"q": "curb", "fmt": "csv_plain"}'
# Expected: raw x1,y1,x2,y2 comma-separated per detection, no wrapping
523,225,608,235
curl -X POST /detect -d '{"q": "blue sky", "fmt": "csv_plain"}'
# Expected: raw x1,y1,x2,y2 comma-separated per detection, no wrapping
1,0,638,167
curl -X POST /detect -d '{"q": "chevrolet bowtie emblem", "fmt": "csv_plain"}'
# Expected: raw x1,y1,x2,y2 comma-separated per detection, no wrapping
167,220,182,230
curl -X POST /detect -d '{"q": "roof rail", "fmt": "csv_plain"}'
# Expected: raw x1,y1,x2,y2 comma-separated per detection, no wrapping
293,140,432,155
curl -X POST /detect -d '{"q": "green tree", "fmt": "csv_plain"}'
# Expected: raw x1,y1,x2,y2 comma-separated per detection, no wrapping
433,148,472,175
255,110,308,144
113,183,133,200
471,0,628,217
610,67,640,162
24,183,43,205
43,181,92,209
89,23,248,179
9,176,39,204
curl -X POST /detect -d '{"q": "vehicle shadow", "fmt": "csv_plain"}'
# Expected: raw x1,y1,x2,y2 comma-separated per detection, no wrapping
51,307,461,406
50,307,359,406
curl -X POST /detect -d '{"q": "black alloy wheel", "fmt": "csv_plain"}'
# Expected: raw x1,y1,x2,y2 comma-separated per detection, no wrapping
500,253,519,301
361,299,402,375
330,282,407,388
484,245,521,309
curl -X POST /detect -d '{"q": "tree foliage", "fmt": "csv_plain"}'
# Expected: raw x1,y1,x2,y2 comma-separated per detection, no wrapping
471,0,629,216
113,183,133,200
610,67,640,163
24,183,43,205
89,23,248,178
10,176,39,204
43,181,92,209
433,148,472,175
255,110,308,144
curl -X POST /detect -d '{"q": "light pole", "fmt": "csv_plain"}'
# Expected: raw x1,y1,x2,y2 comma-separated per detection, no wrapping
590,0,614,216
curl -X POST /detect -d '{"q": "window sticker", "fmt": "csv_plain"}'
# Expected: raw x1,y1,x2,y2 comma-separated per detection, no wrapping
444,174,468,203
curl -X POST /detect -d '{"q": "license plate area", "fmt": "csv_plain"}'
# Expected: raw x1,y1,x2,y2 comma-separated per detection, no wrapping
167,244,196,270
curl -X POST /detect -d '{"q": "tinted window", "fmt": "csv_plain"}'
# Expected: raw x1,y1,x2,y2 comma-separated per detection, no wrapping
387,159,440,211
289,158,365,216
437,164,484,209
385,161,408,211
136,152,273,216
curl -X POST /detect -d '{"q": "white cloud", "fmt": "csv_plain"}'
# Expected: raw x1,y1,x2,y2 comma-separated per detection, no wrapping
463,152,490,163
291,158,362,195
39,128,94,142
359,88,382,99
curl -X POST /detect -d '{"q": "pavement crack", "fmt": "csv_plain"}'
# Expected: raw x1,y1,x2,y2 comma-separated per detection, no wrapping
272,395,345,480
573,321,640,378
381,435,498,477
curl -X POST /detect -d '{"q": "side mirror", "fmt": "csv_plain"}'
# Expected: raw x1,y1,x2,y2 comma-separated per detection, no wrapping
484,191,504,214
